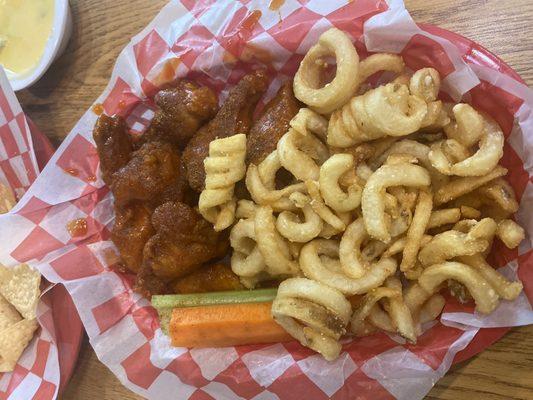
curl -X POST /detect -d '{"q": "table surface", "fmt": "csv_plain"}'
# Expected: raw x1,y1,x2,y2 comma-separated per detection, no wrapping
16,0,533,399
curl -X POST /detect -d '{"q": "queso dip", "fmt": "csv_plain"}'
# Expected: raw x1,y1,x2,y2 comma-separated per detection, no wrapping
0,0,55,76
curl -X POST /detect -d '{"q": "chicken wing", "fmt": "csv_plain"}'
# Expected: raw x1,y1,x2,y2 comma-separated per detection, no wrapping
111,203,154,273
171,263,243,294
182,70,269,192
135,262,170,298
111,141,182,206
142,201,229,281
246,81,302,165
93,114,133,185
143,80,218,148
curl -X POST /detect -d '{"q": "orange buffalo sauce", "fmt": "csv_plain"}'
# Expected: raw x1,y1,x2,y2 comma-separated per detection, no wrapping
92,103,104,115
67,218,88,237
242,10,262,33
65,168,79,177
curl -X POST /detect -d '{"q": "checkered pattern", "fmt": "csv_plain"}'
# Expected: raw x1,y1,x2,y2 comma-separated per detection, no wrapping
3,0,533,399
0,69,40,200
0,69,83,400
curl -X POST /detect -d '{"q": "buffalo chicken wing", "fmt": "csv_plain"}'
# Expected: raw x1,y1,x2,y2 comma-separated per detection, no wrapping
171,263,242,294
111,203,154,273
143,81,218,148
182,70,269,192
93,114,133,185
142,201,229,281
111,141,182,207
246,81,301,165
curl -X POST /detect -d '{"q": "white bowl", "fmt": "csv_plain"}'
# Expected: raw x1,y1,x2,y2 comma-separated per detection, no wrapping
6,0,73,91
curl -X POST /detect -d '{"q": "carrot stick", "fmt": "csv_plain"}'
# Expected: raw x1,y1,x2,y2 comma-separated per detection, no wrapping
169,302,292,348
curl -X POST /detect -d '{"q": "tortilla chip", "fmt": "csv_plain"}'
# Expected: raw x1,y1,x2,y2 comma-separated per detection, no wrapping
0,318,38,372
0,183,16,214
0,294,21,331
0,264,41,320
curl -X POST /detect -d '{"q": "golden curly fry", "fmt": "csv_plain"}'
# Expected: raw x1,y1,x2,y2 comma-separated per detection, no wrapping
427,208,461,229
409,67,440,102
418,229,489,266
300,239,397,295
430,108,504,177
339,219,371,279
254,205,300,277
235,199,257,219
272,278,352,361
289,107,328,141
246,151,306,211
444,103,484,148
421,103,450,131
294,28,359,114
230,218,266,278
350,287,405,337
367,305,395,332
318,212,352,239
434,165,507,205
327,83,428,147
362,163,431,242
383,276,417,342
460,205,481,219
496,219,525,249
368,139,449,189
305,180,348,232
401,189,433,271
429,139,470,175
199,134,246,230
408,68,448,131
418,261,501,314
478,178,519,214
277,109,329,181
357,53,405,87
383,235,432,258
276,193,323,243
319,154,362,213
457,254,523,300
418,294,446,324
404,283,434,316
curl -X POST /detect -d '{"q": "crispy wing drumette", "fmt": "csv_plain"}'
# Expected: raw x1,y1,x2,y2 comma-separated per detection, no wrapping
182,70,269,192
93,114,133,185
143,80,218,148
111,203,154,273
111,141,182,206
246,81,302,165
171,263,243,294
142,201,229,282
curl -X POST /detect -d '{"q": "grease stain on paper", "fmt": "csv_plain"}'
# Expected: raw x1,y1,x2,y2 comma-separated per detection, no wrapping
153,57,181,88
269,0,285,11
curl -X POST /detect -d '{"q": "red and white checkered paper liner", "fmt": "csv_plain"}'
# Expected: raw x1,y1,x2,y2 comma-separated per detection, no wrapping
0,68,83,400
3,0,533,399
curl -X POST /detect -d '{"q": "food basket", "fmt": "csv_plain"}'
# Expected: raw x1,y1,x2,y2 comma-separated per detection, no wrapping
4,1,532,399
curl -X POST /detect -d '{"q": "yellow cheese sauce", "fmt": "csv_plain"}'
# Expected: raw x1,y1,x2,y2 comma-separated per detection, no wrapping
0,0,55,76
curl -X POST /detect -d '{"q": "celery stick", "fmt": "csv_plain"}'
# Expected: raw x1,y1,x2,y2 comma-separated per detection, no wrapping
152,288,277,310
157,307,172,336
